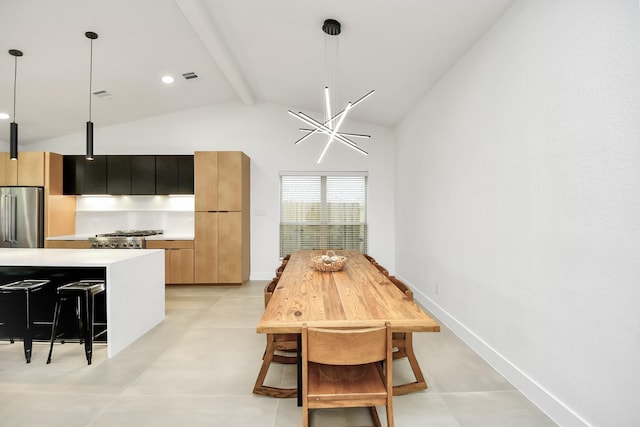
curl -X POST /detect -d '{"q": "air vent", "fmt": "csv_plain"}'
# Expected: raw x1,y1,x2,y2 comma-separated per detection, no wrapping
92,90,112,99
182,72,198,80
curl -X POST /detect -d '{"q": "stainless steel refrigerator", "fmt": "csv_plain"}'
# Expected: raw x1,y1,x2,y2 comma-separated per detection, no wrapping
0,187,44,248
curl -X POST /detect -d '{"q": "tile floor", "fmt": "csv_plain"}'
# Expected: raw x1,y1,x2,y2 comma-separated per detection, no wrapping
0,282,558,426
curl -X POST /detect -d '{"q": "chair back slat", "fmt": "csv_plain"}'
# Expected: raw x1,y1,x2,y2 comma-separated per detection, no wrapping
305,326,387,365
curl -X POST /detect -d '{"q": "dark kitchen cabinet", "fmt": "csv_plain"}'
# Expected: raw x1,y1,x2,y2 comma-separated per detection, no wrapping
107,156,132,195
132,156,156,194
64,154,192,195
108,155,156,195
63,155,107,195
156,155,194,195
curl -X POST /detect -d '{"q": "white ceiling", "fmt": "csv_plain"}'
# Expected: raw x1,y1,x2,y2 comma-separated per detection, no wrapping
0,0,515,145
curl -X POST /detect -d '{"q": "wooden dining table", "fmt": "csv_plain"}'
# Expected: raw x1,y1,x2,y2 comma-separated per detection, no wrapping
257,249,440,405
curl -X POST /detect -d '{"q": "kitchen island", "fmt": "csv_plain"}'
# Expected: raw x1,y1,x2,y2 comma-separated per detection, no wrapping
0,248,165,358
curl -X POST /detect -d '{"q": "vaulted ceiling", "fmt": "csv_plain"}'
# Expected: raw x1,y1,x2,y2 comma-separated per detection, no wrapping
0,0,514,145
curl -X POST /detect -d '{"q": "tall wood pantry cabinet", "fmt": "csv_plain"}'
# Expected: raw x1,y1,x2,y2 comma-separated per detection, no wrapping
194,151,250,284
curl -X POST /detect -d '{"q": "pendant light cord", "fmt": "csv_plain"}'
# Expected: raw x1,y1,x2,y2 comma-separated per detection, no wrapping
12,54,17,122
88,38,93,122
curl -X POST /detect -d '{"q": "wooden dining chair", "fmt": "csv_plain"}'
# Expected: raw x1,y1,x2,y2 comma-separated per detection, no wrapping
302,323,394,427
363,253,377,264
274,254,291,278
374,262,390,277
253,277,298,398
388,276,427,396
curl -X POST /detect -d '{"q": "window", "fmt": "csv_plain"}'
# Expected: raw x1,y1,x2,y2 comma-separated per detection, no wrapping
280,173,368,257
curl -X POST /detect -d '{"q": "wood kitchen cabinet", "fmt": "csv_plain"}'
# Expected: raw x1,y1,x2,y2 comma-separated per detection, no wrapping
194,212,218,283
45,240,90,249
194,151,249,285
193,212,242,283
0,151,47,186
146,240,194,284
0,153,18,185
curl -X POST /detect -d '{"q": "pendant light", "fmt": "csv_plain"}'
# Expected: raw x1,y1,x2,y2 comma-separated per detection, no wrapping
85,31,98,160
8,49,23,160
288,19,374,164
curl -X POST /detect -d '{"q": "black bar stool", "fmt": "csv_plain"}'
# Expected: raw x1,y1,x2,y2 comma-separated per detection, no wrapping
0,279,51,363
47,280,106,365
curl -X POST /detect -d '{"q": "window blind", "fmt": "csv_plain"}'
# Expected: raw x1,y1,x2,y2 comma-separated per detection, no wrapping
280,174,368,257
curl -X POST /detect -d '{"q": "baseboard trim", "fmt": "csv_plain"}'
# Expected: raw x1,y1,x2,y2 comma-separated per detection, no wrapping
250,272,276,281
406,279,591,427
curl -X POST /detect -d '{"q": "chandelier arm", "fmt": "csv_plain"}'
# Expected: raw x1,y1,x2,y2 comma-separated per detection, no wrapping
317,102,352,163
297,113,355,144
298,128,371,139
289,111,333,137
293,89,372,144
297,112,368,156
322,90,373,128
293,129,320,145
324,87,332,130
350,89,375,107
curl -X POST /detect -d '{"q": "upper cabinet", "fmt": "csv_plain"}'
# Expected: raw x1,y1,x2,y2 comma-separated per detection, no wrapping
156,155,194,195
0,153,18,185
0,152,47,186
63,155,193,195
132,156,157,194
63,155,107,195
107,155,132,195
194,151,248,212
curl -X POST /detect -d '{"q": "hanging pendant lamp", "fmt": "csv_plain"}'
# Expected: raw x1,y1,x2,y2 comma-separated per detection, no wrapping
288,19,374,164
8,49,23,160
85,31,98,160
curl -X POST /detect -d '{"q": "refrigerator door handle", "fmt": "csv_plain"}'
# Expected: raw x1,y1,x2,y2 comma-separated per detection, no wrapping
1,194,8,242
10,194,17,243
1,195,5,242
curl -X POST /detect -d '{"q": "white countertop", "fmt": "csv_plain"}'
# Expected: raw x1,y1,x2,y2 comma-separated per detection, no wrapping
46,234,194,241
46,234,95,241
145,234,194,241
0,248,164,266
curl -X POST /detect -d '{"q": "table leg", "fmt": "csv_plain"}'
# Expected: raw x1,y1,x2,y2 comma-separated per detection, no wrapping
297,334,302,407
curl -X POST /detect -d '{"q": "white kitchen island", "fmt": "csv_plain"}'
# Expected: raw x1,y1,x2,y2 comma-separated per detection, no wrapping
0,248,165,358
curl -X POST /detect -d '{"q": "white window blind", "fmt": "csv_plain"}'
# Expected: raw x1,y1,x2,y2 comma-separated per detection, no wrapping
280,174,368,257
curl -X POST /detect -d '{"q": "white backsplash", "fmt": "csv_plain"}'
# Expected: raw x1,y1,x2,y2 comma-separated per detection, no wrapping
75,195,194,236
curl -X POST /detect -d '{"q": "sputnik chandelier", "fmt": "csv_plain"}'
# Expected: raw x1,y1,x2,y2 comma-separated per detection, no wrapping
288,19,374,164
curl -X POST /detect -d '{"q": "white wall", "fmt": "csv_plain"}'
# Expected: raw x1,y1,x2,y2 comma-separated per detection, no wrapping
395,1,640,426
25,101,396,279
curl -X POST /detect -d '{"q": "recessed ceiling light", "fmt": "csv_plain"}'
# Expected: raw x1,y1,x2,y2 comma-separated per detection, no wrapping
162,75,175,84
0,113,10,120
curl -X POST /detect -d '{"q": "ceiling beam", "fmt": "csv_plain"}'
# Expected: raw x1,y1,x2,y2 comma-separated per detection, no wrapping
176,0,254,105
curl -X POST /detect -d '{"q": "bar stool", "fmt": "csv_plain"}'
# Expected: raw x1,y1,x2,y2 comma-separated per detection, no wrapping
46,280,106,365
0,279,50,363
